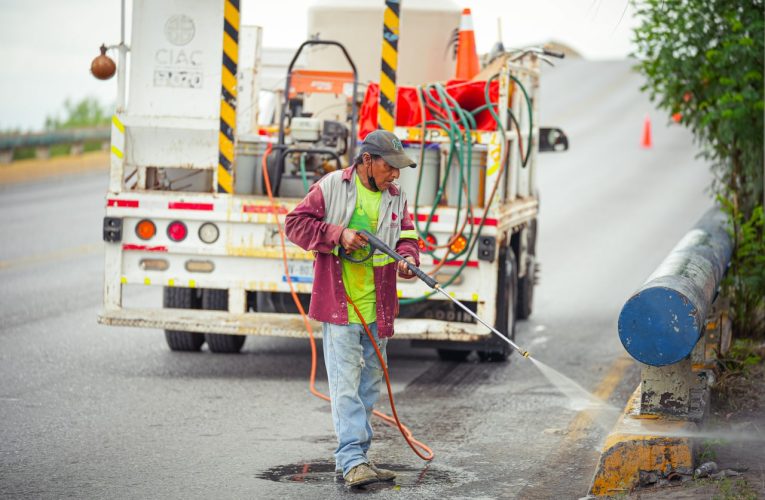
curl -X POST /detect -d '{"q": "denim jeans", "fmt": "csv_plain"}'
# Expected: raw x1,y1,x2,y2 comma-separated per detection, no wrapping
322,321,388,476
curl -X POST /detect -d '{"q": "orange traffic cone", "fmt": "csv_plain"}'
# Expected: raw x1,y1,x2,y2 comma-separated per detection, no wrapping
641,114,652,149
456,8,480,80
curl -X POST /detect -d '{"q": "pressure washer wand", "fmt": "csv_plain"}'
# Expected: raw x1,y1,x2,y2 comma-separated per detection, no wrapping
356,230,530,358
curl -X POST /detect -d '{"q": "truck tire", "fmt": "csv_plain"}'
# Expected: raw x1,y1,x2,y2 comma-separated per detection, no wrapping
202,289,246,353
478,248,517,362
516,256,535,320
163,287,205,352
517,219,537,320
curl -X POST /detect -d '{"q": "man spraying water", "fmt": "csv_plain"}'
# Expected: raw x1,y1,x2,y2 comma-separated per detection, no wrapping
284,130,420,487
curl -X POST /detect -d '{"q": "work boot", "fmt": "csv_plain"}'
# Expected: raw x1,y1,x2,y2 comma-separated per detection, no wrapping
368,462,396,481
343,463,378,487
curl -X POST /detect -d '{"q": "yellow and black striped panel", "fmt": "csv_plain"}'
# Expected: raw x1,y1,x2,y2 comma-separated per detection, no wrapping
218,0,240,194
378,0,400,132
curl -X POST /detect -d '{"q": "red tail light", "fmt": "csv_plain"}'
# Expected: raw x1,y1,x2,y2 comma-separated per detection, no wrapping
167,221,188,242
418,234,437,251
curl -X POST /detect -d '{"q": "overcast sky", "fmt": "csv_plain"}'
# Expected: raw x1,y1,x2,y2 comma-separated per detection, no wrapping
0,0,636,131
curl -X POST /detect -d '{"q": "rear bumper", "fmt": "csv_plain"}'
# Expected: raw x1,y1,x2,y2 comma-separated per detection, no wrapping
98,308,490,342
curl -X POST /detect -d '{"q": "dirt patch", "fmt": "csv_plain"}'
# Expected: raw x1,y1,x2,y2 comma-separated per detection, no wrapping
0,151,108,185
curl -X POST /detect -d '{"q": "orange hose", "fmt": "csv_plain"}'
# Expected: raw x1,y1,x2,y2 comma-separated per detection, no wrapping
260,142,434,461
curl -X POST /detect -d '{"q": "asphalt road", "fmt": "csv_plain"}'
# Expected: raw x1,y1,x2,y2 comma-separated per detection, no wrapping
0,59,713,499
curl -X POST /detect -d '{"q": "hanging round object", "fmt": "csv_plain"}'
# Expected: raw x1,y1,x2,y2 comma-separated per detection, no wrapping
91,44,116,80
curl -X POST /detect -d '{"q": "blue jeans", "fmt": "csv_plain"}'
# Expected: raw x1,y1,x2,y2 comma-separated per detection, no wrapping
322,321,388,476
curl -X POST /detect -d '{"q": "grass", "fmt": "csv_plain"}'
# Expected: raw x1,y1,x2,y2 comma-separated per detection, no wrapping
696,439,720,463
11,140,105,161
713,477,758,500
712,340,765,414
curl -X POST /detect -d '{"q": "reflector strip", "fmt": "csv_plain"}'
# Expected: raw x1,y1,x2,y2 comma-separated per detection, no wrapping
433,259,479,268
471,217,498,226
217,0,240,194
377,0,400,131
416,214,439,222
122,244,168,252
111,115,125,134
107,199,138,208
168,202,214,211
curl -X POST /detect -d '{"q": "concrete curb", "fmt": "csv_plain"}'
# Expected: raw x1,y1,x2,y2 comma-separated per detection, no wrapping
589,386,696,496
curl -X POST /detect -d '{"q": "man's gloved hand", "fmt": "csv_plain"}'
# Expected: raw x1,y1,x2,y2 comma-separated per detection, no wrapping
397,257,417,279
340,228,369,253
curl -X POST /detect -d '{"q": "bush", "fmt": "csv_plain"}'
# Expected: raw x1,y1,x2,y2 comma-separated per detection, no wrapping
633,0,765,337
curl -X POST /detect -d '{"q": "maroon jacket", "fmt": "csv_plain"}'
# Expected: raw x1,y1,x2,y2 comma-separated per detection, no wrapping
284,166,420,338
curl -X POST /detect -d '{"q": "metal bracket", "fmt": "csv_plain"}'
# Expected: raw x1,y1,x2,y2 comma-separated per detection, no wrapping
477,235,496,262
103,217,123,242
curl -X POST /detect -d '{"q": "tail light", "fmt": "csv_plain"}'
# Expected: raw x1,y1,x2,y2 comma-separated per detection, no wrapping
418,234,437,252
198,222,219,244
167,221,188,242
449,234,467,254
135,219,156,240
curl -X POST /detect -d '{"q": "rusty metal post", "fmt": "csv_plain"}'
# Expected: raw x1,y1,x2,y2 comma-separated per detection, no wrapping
639,359,695,417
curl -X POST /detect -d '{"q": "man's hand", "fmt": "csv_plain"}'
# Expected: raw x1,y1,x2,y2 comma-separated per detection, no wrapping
397,257,417,279
340,228,368,253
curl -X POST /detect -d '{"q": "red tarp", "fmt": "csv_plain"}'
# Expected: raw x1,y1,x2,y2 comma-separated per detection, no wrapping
358,80,503,140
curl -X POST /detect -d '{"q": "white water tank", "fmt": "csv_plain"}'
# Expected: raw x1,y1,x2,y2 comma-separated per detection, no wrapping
304,0,460,121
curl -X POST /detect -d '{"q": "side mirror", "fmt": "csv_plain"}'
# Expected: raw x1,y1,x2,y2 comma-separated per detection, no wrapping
538,127,569,152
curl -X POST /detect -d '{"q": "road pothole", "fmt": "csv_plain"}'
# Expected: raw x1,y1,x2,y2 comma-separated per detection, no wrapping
257,460,456,491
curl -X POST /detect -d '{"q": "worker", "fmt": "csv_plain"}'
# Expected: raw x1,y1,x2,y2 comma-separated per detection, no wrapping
284,130,420,487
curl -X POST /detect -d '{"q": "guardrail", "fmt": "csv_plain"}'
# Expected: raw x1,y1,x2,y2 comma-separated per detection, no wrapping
0,128,111,163
618,206,732,416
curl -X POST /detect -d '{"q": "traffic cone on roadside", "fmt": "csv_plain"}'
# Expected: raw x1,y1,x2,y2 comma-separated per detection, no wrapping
641,114,652,149
456,8,480,80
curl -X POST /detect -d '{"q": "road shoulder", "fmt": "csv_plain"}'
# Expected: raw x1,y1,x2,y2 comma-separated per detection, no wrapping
0,151,109,185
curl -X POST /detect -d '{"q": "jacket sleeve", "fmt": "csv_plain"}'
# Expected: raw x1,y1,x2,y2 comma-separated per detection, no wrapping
284,182,344,254
395,199,420,266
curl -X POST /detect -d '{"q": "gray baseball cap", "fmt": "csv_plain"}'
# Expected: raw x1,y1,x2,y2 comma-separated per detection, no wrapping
359,130,417,169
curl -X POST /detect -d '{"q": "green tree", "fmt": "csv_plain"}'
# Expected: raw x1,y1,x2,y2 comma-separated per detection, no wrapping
633,0,764,336
45,96,111,130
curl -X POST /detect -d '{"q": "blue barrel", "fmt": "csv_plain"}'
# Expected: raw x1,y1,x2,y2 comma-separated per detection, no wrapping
618,207,733,366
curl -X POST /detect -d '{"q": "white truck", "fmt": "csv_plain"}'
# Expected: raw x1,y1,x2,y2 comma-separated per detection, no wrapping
97,0,567,361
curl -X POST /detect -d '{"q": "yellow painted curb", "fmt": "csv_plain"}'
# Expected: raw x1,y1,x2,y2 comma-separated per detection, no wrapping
589,386,696,496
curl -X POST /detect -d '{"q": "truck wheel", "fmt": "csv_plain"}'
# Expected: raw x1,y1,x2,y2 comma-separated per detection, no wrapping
478,248,517,362
202,289,246,353
517,219,537,320
437,349,470,362
516,256,535,320
163,287,205,352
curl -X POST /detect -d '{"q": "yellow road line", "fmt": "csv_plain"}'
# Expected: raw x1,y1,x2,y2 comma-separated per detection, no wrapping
563,356,634,438
0,243,102,271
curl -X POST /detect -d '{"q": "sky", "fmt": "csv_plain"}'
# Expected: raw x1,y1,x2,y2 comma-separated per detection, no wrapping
0,0,637,132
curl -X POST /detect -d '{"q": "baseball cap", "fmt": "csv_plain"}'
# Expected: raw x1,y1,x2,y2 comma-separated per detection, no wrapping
359,130,417,169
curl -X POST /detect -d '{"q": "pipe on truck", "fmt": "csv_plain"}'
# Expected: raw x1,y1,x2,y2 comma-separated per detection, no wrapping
618,207,733,366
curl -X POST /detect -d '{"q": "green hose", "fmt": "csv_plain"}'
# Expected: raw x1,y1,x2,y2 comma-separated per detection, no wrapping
510,75,533,168
402,76,516,305
402,73,534,305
